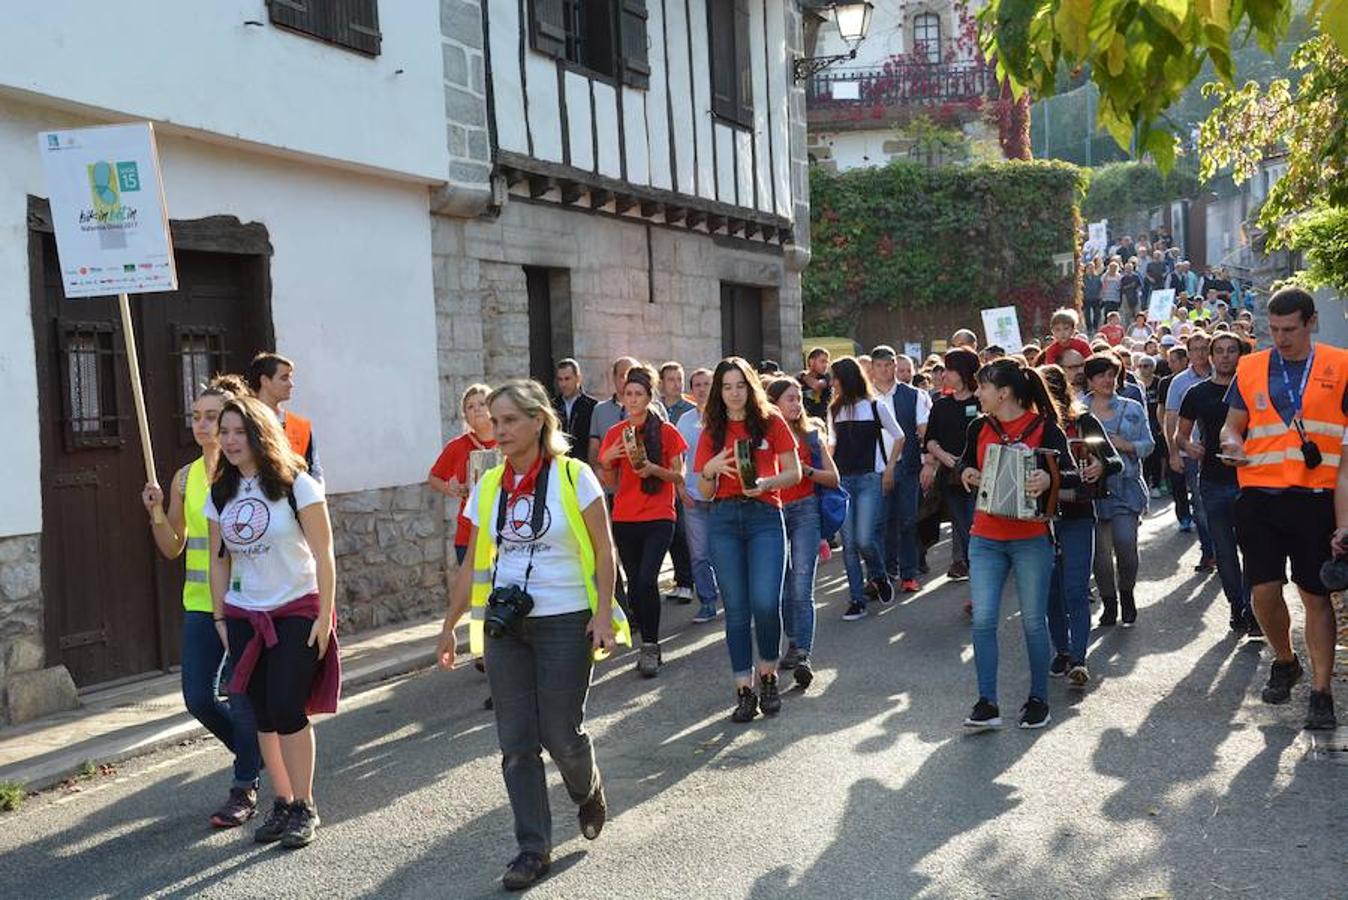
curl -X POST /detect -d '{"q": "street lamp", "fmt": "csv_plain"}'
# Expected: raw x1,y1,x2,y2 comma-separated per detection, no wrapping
793,1,875,83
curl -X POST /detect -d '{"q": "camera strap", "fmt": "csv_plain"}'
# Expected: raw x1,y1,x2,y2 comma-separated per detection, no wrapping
490,455,553,593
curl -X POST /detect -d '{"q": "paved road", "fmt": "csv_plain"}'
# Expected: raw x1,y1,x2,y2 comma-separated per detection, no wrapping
2,504,1343,899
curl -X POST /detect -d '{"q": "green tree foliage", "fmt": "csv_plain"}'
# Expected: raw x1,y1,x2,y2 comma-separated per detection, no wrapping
805,161,1086,334
1081,160,1201,222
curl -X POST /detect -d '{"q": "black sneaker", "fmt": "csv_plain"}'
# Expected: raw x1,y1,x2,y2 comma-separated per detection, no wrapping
1067,661,1090,688
280,799,319,849
254,798,292,843
731,686,758,723
1260,656,1303,704
1120,592,1137,627
1098,603,1118,627
759,672,782,716
947,560,970,581
1228,612,1247,633
876,579,895,605
793,656,814,690
1049,653,1071,678
863,579,881,603
210,786,258,828
963,698,1002,729
1019,696,1051,729
842,601,868,621
1244,612,1264,640
502,852,551,891
1304,690,1337,731
578,783,606,840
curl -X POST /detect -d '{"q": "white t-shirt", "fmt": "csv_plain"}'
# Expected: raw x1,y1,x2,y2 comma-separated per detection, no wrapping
830,400,905,473
1128,325,1151,341
204,472,325,612
466,458,605,618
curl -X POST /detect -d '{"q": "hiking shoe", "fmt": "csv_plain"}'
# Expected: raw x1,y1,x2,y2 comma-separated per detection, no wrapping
731,686,759,723
691,603,719,624
1260,656,1303,705
280,799,319,849
578,784,607,840
794,656,814,690
502,852,551,891
1120,592,1137,627
842,601,868,621
946,561,970,581
1304,691,1337,731
759,672,782,716
210,786,258,828
1049,653,1071,678
779,645,802,671
1019,697,1051,729
963,698,1002,729
1067,662,1090,688
254,798,292,843
1098,603,1118,627
636,642,661,678
900,578,921,594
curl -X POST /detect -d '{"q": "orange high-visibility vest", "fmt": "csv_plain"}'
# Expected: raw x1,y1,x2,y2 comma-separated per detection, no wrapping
1234,344,1347,490
283,411,312,458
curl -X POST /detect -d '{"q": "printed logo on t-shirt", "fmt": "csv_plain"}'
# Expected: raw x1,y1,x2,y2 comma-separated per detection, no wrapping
223,498,270,546
499,493,553,544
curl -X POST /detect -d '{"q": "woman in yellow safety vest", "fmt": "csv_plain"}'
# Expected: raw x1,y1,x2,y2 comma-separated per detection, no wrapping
141,373,262,829
435,378,630,891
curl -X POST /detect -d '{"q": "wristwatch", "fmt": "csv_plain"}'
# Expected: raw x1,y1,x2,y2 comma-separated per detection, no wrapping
803,465,814,479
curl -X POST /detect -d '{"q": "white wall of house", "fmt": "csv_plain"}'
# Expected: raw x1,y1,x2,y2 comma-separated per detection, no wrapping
813,0,980,65
0,95,441,538
0,0,448,182
812,130,898,170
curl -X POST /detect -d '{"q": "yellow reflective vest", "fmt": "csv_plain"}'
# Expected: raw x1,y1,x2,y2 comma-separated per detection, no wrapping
182,457,214,613
469,455,631,660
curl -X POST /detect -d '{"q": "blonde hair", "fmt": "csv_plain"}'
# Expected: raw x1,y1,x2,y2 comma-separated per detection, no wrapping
487,379,571,458
460,382,491,413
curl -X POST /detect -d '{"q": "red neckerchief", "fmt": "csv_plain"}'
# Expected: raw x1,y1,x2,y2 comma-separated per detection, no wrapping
468,431,495,451
503,453,545,503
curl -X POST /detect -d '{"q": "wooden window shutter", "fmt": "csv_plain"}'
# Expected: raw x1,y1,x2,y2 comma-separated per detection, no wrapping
709,0,737,120
530,0,568,59
618,0,650,89
733,0,752,124
336,0,382,56
268,0,317,35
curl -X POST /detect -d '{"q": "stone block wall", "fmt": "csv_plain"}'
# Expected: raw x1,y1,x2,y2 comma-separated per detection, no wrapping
439,0,491,187
0,533,44,724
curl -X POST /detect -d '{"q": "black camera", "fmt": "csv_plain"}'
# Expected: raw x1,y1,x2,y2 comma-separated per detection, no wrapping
485,585,534,638
1320,555,1348,594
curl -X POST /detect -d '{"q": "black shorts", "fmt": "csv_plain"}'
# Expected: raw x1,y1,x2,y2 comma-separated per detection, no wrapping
1233,489,1336,594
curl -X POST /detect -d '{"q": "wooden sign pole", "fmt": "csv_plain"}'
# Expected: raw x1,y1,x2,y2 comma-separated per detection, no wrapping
118,292,163,525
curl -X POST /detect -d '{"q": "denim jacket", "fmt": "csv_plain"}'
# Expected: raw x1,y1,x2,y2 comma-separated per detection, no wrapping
1088,393,1154,518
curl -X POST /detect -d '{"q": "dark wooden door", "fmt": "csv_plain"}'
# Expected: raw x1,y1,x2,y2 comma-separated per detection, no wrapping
720,282,764,363
525,266,555,385
31,229,270,687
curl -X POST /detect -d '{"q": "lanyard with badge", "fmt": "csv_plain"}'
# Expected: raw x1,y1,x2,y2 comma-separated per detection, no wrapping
1275,347,1322,469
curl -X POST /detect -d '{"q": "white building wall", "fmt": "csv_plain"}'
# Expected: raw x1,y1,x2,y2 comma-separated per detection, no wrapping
0,96,442,538
0,0,448,182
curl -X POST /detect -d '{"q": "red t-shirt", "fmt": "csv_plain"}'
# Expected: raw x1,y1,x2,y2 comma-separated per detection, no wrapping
429,432,497,547
970,411,1051,541
1099,323,1124,346
1042,337,1093,366
694,412,797,508
599,420,688,522
779,430,817,505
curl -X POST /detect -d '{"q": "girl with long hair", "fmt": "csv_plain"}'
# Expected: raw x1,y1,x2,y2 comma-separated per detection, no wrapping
598,366,687,677
207,395,338,849
958,359,1079,730
1085,352,1154,627
429,383,497,566
829,357,904,620
922,347,981,584
1039,365,1122,687
694,358,801,722
767,376,839,689
142,374,262,828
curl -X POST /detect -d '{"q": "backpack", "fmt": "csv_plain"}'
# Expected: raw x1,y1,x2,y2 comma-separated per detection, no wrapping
805,430,849,541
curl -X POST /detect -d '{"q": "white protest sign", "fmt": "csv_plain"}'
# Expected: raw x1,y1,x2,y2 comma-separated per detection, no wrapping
1088,220,1107,247
39,123,177,298
903,341,923,362
981,305,1023,350
1147,288,1176,323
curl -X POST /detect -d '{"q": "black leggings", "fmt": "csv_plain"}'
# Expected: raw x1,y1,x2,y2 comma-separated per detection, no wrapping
612,519,676,644
227,615,319,736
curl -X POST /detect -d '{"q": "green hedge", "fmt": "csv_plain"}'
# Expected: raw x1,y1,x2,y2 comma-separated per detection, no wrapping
805,160,1088,335
1080,160,1201,222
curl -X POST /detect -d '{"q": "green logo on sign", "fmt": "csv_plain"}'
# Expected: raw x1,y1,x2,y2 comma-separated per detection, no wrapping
116,161,140,192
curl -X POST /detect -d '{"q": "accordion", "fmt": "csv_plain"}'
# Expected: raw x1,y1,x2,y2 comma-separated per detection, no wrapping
1063,437,1108,502
621,425,648,468
467,448,502,489
734,439,759,490
975,443,1060,521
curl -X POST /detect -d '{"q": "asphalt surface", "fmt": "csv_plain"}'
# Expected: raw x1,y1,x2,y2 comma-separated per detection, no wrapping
2,502,1343,899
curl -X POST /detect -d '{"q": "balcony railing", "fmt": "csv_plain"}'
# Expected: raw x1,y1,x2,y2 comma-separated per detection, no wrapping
807,58,998,110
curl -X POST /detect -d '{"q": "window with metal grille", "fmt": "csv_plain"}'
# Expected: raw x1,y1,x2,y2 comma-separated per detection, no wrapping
913,13,942,64
61,323,120,449
173,329,226,439
530,0,649,88
268,0,382,57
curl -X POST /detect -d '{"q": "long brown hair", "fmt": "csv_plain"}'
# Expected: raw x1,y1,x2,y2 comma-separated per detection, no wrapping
766,376,819,438
704,357,773,451
624,365,663,495
829,357,873,413
1037,364,1082,422
211,395,307,504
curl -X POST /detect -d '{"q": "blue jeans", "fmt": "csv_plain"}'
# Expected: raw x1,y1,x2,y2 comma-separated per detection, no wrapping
782,496,821,655
944,484,975,566
682,499,719,606
1184,458,1213,558
181,610,261,788
1199,478,1251,617
840,472,884,603
968,535,1054,704
1047,518,1095,662
708,499,786,677
879,469,921,581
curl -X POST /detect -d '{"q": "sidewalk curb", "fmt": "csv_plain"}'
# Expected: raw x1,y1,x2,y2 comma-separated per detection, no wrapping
0,644,438,794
